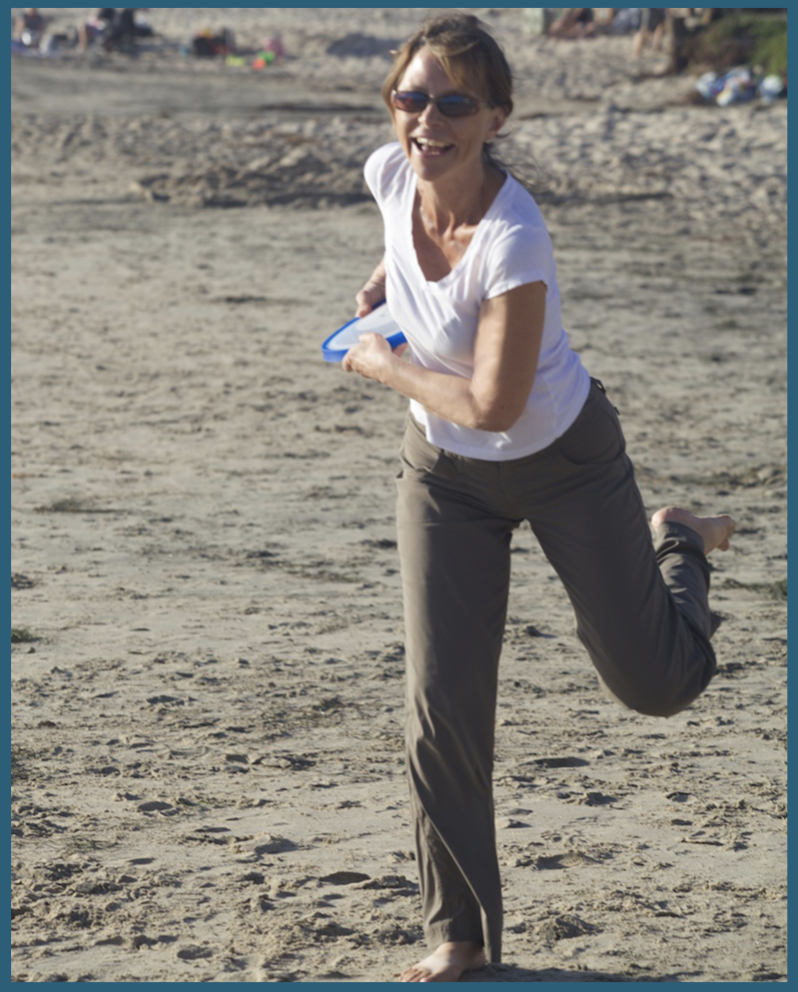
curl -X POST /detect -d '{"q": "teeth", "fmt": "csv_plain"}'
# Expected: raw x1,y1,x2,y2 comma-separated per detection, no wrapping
416,138,450,149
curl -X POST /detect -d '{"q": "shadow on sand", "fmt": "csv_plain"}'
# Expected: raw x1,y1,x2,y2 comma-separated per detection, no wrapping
458,962,693,982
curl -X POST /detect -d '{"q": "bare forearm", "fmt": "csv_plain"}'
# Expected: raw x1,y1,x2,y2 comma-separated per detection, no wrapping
378,353,516,432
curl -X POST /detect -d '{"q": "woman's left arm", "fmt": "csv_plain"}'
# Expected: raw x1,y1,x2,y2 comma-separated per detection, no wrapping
342,280,546,433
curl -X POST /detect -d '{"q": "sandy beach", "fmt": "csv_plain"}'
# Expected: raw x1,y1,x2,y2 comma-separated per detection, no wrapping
11,7,787,983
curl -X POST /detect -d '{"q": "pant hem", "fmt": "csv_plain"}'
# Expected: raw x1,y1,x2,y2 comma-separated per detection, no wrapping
425,921,484,949
653,520,706,558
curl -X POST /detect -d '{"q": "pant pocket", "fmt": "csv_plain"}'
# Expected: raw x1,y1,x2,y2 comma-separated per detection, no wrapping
556,390,626,467
398,416,455,480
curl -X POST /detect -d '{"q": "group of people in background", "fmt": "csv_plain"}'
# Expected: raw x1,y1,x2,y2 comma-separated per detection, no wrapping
12,7,152,54
545,8,726,69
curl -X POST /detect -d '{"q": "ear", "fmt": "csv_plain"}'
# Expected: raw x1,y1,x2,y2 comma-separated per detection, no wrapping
486,105,508,141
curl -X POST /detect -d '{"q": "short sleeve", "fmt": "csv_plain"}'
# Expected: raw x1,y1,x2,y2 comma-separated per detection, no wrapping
484,223,554,300
364,143,406,210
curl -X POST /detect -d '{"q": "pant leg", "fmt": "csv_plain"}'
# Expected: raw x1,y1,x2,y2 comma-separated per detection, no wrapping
512,383,716,718
396,416,516,963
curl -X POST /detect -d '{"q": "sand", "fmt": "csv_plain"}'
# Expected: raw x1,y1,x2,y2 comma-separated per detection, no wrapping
11,7,787,983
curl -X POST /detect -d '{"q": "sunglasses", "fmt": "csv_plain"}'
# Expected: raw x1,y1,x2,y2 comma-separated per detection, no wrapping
391,89,494,118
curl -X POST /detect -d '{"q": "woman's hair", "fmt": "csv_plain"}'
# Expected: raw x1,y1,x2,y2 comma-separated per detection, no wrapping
381,13,514,175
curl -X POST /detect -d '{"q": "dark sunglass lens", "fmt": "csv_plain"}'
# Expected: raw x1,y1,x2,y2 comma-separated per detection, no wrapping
393,91,480,116
439,96,478,117
394,91,428,113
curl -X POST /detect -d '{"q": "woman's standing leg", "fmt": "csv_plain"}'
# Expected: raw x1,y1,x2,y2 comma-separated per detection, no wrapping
396,416,517,978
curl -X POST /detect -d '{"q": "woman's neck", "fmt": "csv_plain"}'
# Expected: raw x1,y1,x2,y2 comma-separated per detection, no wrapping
416,164,504,237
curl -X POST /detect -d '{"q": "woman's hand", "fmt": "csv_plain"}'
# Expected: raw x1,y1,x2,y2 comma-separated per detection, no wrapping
355,283,385,319
341,332,396,381
355,257,387,318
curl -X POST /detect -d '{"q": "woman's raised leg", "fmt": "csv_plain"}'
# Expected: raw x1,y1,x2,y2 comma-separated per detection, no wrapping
521,384,734,718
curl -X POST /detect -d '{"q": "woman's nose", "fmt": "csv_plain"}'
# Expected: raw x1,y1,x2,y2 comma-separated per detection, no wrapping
418,99,443,124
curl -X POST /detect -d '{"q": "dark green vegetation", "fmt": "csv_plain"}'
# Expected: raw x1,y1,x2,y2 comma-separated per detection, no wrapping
11,627,39,644
690,11,788,76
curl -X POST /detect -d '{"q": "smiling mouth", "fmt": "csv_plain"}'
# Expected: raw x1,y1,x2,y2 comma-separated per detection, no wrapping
412,137,454,156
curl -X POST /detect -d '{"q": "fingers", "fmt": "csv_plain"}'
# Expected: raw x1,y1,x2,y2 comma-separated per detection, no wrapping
340,333,390,379
354,282,385,318
355,296,372,318
340,336,369,374
341,347,358,373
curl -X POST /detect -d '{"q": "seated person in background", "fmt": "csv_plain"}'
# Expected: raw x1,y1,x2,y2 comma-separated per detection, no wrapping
548,8,597,39
13,8,46,48
103,7,138,49
78,8,147,52
591,9,618,31
78,8,116,50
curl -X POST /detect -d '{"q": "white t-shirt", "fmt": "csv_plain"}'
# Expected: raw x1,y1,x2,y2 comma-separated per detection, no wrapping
364,142,590,461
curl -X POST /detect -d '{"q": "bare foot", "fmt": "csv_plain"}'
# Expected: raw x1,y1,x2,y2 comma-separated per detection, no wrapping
651,507,736,555
400,941,486,982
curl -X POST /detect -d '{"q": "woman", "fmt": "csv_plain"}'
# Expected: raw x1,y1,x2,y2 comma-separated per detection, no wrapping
342,14,734,983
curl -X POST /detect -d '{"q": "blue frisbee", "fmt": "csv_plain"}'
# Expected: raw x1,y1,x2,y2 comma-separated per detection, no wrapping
322,302,406,362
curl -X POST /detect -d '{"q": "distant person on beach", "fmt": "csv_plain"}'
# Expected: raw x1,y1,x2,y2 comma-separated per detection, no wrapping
13,8,45,48
547,7,597,38
633,7,668,57
78,8,116,50
78,7,147,52
341,12,735,982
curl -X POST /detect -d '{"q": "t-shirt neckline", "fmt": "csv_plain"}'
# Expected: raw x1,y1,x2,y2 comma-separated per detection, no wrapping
407,166,510,288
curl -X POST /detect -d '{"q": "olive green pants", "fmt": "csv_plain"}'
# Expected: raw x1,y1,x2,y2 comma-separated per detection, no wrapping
395,382,717,962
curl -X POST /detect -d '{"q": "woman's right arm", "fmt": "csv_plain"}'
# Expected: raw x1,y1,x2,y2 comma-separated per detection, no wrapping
355,257,387,317
343,279,546,433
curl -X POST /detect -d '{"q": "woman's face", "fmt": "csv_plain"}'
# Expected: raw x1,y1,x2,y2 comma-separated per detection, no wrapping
393,47,507,186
